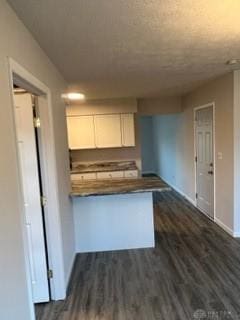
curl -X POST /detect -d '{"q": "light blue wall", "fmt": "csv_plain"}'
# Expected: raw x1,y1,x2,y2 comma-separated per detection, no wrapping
152,114,183,187
139,116,156,174
140,114,183,187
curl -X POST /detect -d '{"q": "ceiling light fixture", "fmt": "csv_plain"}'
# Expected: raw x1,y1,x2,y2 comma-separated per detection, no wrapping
61,92,85,100
226,59,240,66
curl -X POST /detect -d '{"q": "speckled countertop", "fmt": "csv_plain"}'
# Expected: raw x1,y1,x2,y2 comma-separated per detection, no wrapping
71,160,138,174
70,177,170,197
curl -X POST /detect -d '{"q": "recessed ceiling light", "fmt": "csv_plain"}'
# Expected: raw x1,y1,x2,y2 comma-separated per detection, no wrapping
226,59,240,66
61,92,85,100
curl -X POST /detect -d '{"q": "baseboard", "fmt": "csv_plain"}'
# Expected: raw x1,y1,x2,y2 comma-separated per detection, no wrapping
158,175,240,238
233,232,240,238
214,218,234,237
65,252,76,290
158,175,196,207
142,171,158,176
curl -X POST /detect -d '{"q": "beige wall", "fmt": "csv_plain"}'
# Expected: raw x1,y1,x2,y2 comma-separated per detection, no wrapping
67,98,137,115
181,73,234,230
0,2,74,319
138,96,182,115
67,99,142,169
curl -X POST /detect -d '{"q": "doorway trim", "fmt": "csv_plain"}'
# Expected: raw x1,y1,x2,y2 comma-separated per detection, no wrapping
234,70,240,236
8,58,66,309
193,102,216,221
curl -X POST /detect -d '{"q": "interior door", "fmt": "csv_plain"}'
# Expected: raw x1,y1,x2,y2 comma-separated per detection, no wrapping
14,93,50,303
195,106,214,218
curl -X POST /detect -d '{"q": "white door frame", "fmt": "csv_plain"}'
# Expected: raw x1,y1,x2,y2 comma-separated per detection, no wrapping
234,70,240,236
8,58,66,316
194,102,216,221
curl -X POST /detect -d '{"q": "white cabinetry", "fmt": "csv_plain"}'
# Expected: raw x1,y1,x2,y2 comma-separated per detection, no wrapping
124,170,138,178
96,171,124,179
121,114,135,147
67,115,95,150
71,173,97,181
94,114,122,148
66,113,136,150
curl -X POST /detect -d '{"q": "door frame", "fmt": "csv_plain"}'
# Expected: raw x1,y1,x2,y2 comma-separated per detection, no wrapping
8,58,66,314
234,70,240,236
194,102,216,221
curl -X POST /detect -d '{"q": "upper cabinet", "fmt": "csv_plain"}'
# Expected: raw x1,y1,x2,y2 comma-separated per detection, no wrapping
94,114,122,148
67,115,95,150
67,113,136,150
121,114,135,147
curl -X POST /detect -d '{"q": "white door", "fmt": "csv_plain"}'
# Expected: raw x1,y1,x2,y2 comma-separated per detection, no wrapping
14,93,50,303
195,106,214,218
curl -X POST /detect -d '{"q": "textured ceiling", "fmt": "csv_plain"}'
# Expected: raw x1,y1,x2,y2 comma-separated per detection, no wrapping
7,0,240,99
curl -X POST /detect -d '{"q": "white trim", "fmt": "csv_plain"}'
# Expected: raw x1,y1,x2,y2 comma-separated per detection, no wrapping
233,232,240,238
159,176,239,238
233,70,240,235
215,218,234,237
8,58,66,306
193,103,216,221
158,176,196,206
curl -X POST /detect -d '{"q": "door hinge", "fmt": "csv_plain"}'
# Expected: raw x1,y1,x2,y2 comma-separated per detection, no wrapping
196,193,198,199
195,156,197,163
47,269,53,279
40,196,47,207
33,117,41,128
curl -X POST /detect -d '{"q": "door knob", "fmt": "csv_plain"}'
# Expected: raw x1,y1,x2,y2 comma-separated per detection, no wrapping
208,171,213,175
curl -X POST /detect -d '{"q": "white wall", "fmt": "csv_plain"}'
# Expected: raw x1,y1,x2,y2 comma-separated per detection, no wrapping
0,1,75,319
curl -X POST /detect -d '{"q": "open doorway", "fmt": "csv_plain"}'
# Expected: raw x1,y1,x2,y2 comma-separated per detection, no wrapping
194,103,215,220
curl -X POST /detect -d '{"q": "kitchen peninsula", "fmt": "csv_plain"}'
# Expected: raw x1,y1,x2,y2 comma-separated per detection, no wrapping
71,166,170,253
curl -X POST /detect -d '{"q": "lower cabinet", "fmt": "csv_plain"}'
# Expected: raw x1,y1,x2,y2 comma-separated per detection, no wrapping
96,171,124,179
71,170,139,181
124,170,139,178
71,173,97,181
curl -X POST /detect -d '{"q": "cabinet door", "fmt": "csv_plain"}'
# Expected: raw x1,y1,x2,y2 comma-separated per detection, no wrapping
96,171,124,179
67,116,95,150
121,114,135,147
71,173,97,181
124,170,139,178
94,114,122,148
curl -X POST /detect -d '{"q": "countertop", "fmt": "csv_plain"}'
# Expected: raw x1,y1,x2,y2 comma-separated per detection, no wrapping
70,177,170,197
71,160,138,174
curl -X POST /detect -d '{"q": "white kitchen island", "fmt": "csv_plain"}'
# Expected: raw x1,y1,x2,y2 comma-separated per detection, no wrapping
71,177,170,253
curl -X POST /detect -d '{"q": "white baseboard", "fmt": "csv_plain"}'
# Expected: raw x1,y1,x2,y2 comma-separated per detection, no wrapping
233,232,240,238
158,175,240,238
158,175,196,207
214,218,234,237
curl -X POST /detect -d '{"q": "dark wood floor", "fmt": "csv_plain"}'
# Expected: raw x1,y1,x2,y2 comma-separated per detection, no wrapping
35,191,240,320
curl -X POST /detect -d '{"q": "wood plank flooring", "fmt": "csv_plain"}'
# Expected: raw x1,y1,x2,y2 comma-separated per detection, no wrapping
35,191,240,320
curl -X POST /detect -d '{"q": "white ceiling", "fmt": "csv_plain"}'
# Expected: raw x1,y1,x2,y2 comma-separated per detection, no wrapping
7,0,240,99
